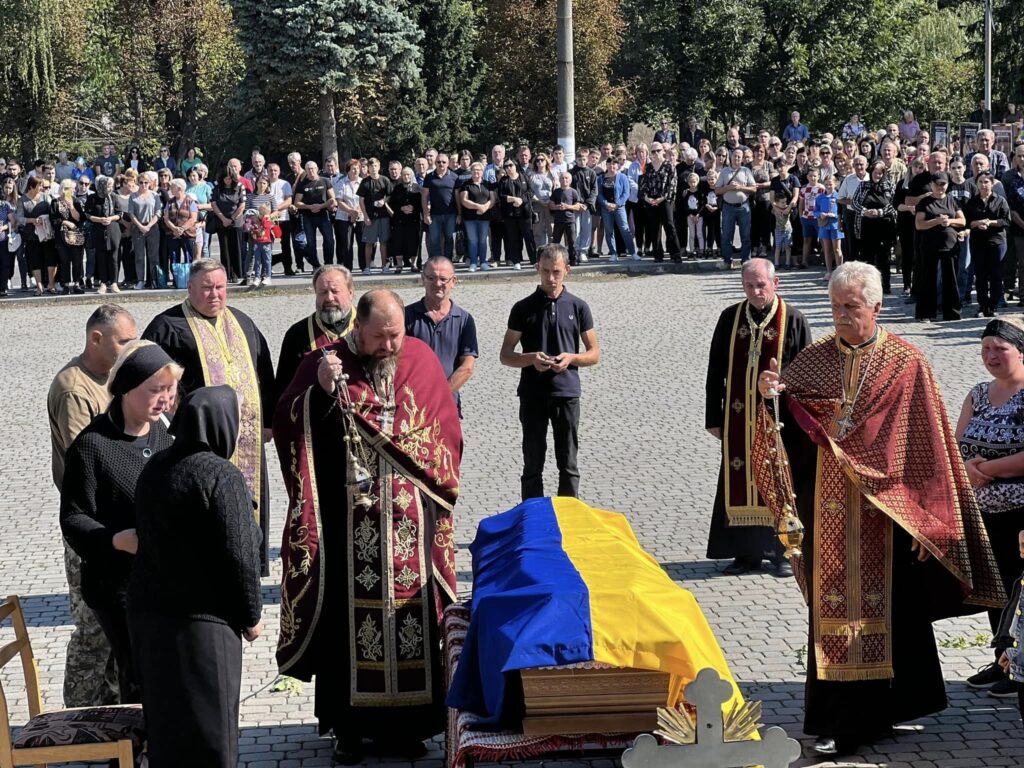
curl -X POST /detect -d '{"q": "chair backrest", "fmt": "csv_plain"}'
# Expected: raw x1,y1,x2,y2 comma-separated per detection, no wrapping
0,596,44,760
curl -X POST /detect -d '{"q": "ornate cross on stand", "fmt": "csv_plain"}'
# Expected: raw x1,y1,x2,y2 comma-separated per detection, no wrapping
621,669,800,768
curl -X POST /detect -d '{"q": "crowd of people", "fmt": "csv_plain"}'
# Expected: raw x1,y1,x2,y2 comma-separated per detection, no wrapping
3,109,1023,312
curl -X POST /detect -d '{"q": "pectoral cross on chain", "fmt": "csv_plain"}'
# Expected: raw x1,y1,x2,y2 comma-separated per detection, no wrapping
377,408,395,434
836,410,854,439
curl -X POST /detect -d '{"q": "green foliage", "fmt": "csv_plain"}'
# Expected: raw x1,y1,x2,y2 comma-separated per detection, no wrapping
938,632,991,650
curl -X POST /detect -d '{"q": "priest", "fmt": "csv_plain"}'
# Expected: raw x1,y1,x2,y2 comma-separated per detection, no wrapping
142,258,276,573
275,265,356,405
274,288,461,765
755,261,1005,757
705,258,811,576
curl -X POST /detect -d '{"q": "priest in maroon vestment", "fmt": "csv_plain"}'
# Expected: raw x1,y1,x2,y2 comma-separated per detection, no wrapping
274,288,461,765
755,261,1004,757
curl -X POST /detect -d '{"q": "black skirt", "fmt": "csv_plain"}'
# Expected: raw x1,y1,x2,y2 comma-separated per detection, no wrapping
128,613,242,768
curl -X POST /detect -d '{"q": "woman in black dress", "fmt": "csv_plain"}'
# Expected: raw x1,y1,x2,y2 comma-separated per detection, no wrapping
129,385,263,768
60,341,182,702
850,160,898,294
211,167,246,280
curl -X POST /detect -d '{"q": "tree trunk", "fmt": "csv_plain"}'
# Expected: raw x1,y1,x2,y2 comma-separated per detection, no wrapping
320,90,338,162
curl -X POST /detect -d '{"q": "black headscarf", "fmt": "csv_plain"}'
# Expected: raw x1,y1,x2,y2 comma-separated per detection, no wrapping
982,319,1024,353
109,343,175,398
168,385,240,460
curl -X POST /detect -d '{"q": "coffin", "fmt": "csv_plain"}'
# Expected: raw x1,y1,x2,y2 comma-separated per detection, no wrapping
520,662,670,736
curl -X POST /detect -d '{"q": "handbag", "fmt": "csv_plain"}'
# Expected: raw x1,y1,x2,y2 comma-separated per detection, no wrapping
150,264,168,289
7,231,21,252
455,229,466,257
171,261,191,289
36,216,54,242
62,227,85,247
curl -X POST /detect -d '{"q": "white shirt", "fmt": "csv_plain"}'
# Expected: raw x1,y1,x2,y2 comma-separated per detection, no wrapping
270,179,293,221
837,172,868,201
334,175,363,222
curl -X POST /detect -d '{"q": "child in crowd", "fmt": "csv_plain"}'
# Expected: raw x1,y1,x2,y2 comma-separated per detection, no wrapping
678,173,704,258
772,190,793,269
549,172,583,264
248,203,277,287
814,174,843,279
995,530,1024,719
799,167,823,270
702,169,720,258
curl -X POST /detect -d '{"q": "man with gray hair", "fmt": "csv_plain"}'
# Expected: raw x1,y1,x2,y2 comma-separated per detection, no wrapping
48,304,138,707
275,264,356,404
966,129,1010,178
705,258,810,576
756,261,1004,756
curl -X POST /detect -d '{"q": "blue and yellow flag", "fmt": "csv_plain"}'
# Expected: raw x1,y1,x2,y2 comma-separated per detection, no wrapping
447,497,742,726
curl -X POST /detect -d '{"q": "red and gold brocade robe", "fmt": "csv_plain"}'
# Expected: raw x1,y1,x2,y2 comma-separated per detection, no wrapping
754,328,1004,682
273,335,461,707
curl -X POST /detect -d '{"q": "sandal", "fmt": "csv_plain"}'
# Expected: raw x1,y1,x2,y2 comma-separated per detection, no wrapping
33,288,42,296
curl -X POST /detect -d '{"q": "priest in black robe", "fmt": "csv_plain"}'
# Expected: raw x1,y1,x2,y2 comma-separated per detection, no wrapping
705,258,811,575
142,258,276,574
275,265,355,407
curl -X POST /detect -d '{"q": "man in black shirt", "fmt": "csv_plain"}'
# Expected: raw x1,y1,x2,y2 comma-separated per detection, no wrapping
357,158,394,274
915,172,966,321
500,244,600,500
294,160,334,269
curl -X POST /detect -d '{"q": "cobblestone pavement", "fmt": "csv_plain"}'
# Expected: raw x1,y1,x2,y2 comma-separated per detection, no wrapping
1,263,1021,768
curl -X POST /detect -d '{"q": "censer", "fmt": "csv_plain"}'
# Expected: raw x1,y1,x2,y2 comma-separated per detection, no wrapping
323,350,376,511
762,384,804,559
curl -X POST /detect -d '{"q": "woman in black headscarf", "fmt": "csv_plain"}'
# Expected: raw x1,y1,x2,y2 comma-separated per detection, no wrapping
850,159,898,294
60,340,181,702
128,385,263,768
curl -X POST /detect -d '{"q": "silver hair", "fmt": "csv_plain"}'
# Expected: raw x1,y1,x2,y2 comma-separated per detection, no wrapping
741,257,775,280
142,170,159,184
287,151,302,163
683,147,698,163
829,261,883,307
312,264,353,289
169,178,187,192
188,257,227,284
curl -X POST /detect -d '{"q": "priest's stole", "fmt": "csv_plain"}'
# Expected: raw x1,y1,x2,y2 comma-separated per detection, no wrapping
446,497,742,726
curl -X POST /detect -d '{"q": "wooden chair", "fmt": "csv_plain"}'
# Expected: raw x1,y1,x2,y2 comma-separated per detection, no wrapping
0,595,142,768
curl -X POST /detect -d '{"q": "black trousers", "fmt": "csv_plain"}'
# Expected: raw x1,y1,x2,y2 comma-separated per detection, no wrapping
551,221,576,262
973,241,1005,314
916,244,960,320
704,211,721,250
626,201,646,252
859,219,896,292
119,236,135,284
332,219,356,269
272,218,296,273
751,198,773,250
503,217,536,265
644,200,682,259
519,396,580,501
216,227,243,281
980,508,1024,651
897,215,916,292
56,239,85,285
489,220,505,261
92,601,139,704
95,242,119,286
842,209,860,262
390,222,421,269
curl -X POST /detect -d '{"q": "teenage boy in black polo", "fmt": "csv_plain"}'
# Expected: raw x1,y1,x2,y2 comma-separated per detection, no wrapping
500,244,600,500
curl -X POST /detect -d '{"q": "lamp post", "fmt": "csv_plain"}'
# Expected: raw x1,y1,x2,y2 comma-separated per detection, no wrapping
983,0,992,128
556,0,576,158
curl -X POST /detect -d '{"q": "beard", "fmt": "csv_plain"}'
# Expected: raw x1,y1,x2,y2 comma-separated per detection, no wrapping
317,305,348,327
364,351,398,384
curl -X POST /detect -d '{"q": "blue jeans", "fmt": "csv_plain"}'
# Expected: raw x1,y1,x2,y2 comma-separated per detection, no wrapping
429,213,457,259
958,238,973,302
601,207,637,256
301,214,330,269
464,220,489,266
253,242,272,278
169,237,194,265
721,202,751,264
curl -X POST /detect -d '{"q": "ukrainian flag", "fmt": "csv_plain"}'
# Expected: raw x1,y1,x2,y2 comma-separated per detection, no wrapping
447,496,743,726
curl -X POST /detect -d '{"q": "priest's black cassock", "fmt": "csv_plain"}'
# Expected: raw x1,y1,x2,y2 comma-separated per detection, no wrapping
704,296,811,564
143,302,276,574
274,309,353,408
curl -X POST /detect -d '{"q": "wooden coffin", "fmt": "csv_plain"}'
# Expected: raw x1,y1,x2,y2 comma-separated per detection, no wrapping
519,663,670,736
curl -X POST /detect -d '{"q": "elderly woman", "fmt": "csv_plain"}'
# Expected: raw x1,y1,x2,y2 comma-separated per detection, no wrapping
51,178,86,294
164,178,199,268
129,171,162,290
85,176,123,294
211,166,245,280
129,385,263,768
60,341,181,701
850,160,897,293
957,318,1024,698
186,167,212,260
386,166,422,274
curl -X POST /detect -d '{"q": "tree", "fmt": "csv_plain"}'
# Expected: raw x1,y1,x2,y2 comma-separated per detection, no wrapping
230,0,423,160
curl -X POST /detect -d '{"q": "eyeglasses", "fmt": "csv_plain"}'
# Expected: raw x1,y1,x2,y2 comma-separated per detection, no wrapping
436,160,448,165
423,274,455,285
651,149,663,153
503,163,515,168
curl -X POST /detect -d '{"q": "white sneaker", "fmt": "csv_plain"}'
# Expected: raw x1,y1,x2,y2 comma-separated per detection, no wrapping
382,266,393,274
468,265,478,272
578,253,589,263
110,283,121,293
513,263,522,270
261,277,270,287
29,276,37,288
97,283,107,294
135,281,146,290
481,263,492,271
609,254,618,262
630,253,641,261
361,268,371,275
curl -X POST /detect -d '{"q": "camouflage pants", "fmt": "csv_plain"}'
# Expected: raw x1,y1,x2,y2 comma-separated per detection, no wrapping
63,542,119,707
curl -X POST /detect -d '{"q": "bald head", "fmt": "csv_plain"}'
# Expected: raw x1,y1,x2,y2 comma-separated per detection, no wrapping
354,289,406,360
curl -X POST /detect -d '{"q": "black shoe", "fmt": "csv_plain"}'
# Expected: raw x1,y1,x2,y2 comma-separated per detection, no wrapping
989,676,1017,698
332,736,364,765
238,278,248,286
391,739,428,760
773,559,793,578
722,557,759,576
284,269,297,277
966,661,1004,689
